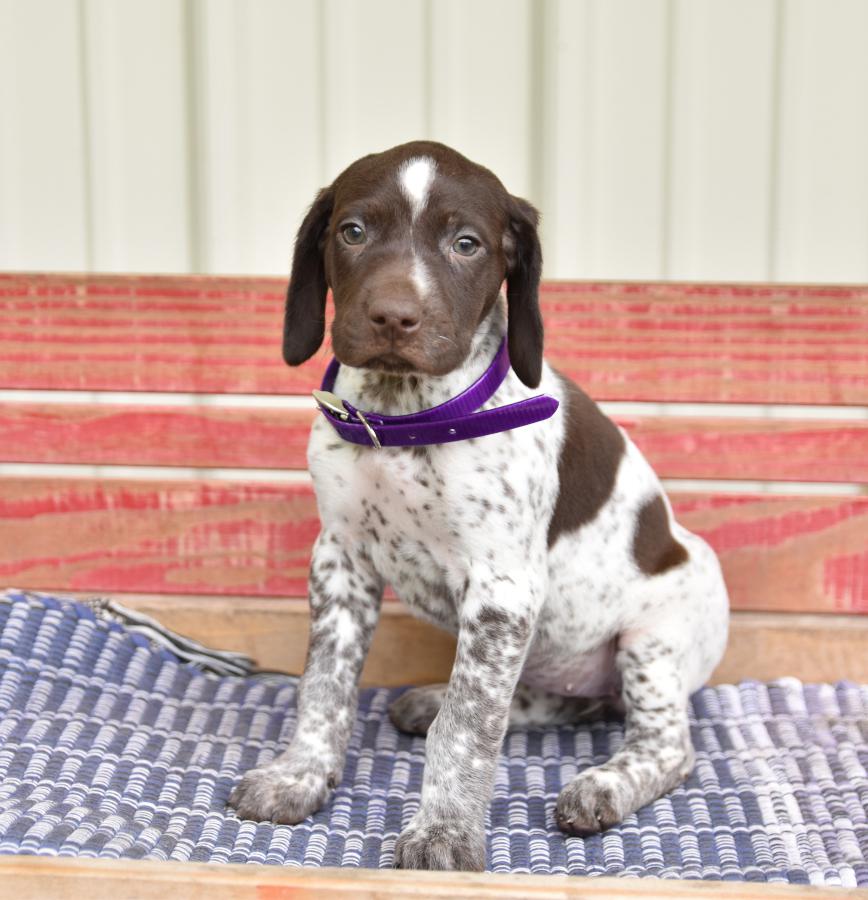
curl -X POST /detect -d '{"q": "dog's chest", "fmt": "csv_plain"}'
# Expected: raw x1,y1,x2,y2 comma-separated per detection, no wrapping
309,417,551,624
311,428,459,583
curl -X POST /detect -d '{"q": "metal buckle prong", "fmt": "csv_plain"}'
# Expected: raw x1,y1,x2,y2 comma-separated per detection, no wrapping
355,409,383,449
312,389,351,421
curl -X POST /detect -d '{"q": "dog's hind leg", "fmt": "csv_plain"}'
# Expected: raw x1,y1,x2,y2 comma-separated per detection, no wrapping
508,683,616,727
389,682,612,736
554,633,693,836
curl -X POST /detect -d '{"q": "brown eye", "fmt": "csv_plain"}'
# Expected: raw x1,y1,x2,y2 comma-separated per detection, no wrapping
341,223,366,245
452,235,479,257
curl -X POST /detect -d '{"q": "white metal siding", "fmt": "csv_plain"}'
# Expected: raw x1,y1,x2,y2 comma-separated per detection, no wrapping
1,0,867,281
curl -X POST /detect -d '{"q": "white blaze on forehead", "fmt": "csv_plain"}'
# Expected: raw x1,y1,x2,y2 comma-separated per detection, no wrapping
411,255,432,300
399,156,436,219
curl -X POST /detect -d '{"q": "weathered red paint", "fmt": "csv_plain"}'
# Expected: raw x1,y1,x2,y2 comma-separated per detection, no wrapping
2,405,867,484
2,273,867,403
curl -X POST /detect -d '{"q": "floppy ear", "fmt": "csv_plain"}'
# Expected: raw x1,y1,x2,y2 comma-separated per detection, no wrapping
504,195,544,388
283,187,334,366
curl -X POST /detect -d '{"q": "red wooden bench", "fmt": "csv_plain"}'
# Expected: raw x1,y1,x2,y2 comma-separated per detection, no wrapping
0,272,866,897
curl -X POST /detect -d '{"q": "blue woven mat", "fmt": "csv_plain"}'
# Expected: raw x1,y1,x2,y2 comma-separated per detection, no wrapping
0,590,866,886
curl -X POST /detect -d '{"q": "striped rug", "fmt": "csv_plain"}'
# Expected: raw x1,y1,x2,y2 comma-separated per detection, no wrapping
0,589,865,885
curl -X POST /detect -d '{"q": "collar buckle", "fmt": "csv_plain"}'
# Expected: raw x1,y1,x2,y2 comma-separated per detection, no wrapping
312,389,350,421
313,389,383,449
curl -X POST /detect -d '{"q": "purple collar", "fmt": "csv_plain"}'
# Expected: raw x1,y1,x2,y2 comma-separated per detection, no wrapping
312,339,559,449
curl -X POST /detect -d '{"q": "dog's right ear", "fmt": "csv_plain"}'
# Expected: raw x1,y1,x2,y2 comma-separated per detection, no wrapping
283,186,335,366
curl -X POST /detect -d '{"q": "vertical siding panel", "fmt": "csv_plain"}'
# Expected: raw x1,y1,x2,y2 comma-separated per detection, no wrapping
0,0,89,270
194,0,320,275
667,0,777,280
321,0,427,179
430,0,534,199
774,0,868,282
83,0,192,272
540,0,669,280
538,0,592,280
191,0,241,273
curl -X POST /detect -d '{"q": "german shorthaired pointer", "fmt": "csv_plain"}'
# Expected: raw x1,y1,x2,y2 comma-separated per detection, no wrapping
228,141,730,871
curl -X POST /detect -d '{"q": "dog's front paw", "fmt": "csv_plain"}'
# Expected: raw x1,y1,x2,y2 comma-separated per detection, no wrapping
228,758,333,825
555,768,632,836
393,816,486,871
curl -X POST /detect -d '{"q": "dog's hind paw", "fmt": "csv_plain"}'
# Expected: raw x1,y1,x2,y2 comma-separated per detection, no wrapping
388,684,447,736
555,768,631,836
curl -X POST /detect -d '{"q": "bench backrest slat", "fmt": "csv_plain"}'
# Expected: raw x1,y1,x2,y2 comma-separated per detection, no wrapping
1,404,866,483
2,273,866,619
3,273,867,404
0,478,864,614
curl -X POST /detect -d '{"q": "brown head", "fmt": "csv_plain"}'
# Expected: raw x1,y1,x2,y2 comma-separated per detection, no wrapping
282,141,544,387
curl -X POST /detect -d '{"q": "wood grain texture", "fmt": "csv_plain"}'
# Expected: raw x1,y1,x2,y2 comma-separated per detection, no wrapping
675,493,868,613
621,417,868,484
0,853,860,900
2,403,867,484
0,478,319,598
2,273,867,404
0,403,314,469
4,478,866,613
104,593,868,687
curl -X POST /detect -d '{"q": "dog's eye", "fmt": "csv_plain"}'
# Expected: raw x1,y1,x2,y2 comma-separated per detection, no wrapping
341,223,366,245
452,236,479,257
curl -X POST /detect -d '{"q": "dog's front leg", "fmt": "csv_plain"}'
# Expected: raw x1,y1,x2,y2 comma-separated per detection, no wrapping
229,530,383,824
394,566,541,872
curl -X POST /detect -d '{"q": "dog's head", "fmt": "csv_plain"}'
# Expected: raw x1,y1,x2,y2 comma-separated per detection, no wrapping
282,141,544,388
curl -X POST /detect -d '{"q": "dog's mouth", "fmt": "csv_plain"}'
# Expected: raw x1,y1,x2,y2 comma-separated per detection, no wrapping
363,352,418,374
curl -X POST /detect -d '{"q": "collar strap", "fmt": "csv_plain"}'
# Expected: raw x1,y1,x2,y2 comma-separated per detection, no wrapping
312,339,559,449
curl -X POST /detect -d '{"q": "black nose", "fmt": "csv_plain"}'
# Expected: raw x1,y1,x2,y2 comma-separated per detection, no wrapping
368,299,421,337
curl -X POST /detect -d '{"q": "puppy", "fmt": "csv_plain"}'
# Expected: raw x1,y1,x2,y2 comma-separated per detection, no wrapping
228,141,730,871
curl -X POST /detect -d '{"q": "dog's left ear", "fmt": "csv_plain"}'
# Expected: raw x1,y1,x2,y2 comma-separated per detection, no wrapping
283,186,334,366
504,195,544,388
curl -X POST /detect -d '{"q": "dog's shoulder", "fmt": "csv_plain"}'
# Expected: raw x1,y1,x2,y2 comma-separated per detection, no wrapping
546,368,627,547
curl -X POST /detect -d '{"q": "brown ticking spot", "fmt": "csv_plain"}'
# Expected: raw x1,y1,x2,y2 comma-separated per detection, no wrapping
632,495,689,575
547,371,626,547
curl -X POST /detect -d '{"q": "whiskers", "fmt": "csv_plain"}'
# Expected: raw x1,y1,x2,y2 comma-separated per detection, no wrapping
433,333,457,349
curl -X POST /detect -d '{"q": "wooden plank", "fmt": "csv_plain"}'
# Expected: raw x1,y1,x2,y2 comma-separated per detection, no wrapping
675,493,868,613
2,403,867,484
109,593,868,687
0,403,314,470
2,274,867,404
0,478,319,598
111,594,456,688
3,478,866,614
621,416,868,485
0,853,859,900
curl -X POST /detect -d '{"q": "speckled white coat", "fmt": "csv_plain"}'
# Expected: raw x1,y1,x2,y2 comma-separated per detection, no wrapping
309,298,728,702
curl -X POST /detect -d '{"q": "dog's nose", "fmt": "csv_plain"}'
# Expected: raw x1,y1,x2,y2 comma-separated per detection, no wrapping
368,299,421,337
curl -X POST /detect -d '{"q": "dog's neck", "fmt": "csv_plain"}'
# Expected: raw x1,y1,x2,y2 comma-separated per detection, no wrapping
334,297,507,417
